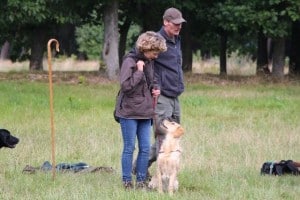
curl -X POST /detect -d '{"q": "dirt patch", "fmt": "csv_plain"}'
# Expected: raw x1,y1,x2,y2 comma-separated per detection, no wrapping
0,71,115,85
0,71,299,86
185,72,300,86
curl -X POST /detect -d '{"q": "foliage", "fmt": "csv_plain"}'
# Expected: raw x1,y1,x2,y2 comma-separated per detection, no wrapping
206,0,300,37
124,24,142,53
1,0,300,75
3,0,87,26
75,23,103,60
251,0,300,37
208,2,252,33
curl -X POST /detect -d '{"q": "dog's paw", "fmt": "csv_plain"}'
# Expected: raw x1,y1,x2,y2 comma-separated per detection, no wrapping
148,176,158,189
174,179,179,191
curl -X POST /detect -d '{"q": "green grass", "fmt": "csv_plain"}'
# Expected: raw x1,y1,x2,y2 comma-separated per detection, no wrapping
0,75,300,200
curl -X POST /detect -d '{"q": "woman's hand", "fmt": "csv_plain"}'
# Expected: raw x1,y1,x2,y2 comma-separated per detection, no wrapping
152,88,160,98
136,60,145,71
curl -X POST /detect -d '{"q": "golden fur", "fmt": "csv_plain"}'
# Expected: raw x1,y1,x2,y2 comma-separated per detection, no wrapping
149,119,184,195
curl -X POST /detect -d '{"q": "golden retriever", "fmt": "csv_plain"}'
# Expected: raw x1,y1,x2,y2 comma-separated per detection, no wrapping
149,119,184,195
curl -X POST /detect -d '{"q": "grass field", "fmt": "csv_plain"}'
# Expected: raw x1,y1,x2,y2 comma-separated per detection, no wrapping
0,72,300,200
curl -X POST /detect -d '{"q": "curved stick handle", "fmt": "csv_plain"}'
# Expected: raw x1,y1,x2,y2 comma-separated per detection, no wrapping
47,39,60,71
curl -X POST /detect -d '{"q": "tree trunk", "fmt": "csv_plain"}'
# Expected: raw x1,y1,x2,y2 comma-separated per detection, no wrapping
0,41,10,60
272,38,285,78
256,30,270,75
139,3,161,32
219,30,227,75
56,23,77,57
289,20,300,75
102,0,119,80
118,17,131,67
29,27,48,70
181,12,192,72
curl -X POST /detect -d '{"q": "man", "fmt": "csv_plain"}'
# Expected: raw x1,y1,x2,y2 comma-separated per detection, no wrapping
149,7,186,170
132,7,186,178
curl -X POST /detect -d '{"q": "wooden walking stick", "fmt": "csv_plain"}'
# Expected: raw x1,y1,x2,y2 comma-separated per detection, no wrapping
47,39,59,180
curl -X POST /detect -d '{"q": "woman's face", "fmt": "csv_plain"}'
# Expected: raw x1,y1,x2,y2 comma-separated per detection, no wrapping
144,50,160,60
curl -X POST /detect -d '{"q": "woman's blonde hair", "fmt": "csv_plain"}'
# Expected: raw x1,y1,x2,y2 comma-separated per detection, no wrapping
136,31,167,53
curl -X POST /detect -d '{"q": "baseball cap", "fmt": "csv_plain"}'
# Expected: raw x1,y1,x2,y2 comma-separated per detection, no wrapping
163,7,186,24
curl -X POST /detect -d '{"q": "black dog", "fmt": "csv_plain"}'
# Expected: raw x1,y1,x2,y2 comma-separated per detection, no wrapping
0,129,19,148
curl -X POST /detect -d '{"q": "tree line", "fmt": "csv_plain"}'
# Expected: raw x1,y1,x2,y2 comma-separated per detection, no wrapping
0,0,300,79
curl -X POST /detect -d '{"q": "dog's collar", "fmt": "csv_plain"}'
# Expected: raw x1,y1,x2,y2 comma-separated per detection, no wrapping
159,149,181,154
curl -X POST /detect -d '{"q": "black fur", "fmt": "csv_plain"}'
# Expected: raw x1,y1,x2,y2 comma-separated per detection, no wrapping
0,129,19,148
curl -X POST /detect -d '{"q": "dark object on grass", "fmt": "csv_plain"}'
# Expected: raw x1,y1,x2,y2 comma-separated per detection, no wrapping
261,160,300,176
0,129,19,148
22,161,115,174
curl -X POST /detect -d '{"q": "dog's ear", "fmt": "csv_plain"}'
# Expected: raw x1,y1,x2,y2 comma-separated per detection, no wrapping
173,127,184,138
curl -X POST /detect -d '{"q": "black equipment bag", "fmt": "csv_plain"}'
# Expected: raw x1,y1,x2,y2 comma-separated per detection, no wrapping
261,160,299,176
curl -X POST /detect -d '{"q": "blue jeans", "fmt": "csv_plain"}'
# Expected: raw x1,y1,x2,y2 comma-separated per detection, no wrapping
120,118,151,182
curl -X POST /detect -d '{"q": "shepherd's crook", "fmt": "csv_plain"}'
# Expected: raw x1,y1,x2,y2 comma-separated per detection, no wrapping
47,39,59,180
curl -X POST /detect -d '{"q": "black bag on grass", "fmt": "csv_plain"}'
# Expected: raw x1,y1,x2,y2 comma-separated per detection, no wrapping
260,160,299,176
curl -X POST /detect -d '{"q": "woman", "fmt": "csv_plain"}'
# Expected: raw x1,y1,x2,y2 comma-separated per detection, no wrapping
115,31,167,190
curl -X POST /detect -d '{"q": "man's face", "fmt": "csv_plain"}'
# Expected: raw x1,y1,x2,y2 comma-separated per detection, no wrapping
163,20,182,37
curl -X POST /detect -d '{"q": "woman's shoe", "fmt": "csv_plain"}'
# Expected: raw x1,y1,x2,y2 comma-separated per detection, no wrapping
123,181,133,190
136,181,149,191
